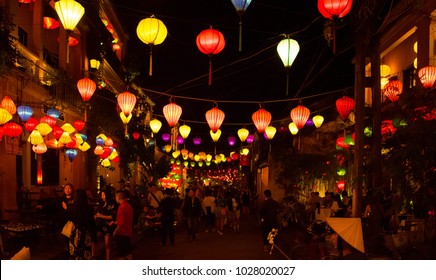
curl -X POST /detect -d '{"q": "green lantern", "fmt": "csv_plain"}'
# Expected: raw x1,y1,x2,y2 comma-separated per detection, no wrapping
364,127,372,137
337,168,346,176
344,135,355,145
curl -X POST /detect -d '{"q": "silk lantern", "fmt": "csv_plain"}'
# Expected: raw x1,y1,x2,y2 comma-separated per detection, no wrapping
163,102,182,127
17,105,33,122
33,143,48,154
77,77,96,102
230,0,252,52
383,80,403,103
312,115,324,128
227,136,236,146
196,27,225,85
264,126,277,140
24,117,38,132
54,0,84,31
210,129,222,142
162,133,171,142
418,66,436,89
252,108,271,133
0,108,12,125
193,136,201,145
65,148,78,163
237,128,249,142
179,124,191,139
336,96,355,121
3,122,23,137
117,91,137,117
46,108,61,119
290,105,310,129
1,96,16,115
277,38,300,95
36,123,53,136
288,122,299,135
136,16,168,76
149,119,162,134
205,107,225,133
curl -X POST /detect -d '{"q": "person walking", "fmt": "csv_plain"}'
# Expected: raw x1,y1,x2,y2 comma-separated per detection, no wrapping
182,188,202,241
259,189,280,253
94,186,117,259
202,189,216,233
112,190,134,259
158,188,177,246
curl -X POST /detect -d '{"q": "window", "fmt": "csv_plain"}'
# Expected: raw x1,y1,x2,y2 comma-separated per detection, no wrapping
18,27,27,46
403,65,416,89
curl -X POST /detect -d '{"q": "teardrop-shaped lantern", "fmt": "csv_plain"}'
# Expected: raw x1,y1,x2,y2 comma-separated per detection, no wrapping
205,107,225,133
318,0,353,19
65,148,78,163
117,91,137,117
418,66,436,89
336,96,355,121
312,115,324,128
230,0,253,52
288,122,299,135
17,105,33,122
73,120,85,132
136,16,168,76
277,38,300,95
264,126,277,140
210,129,222,142
28,130,44,145
179,124,191,139
33,143,48,154
237,127,249,142
149,118,162,133
163,102,182,127
3,122,23,137
0,108,13,125
1,96,16,115
54,0,84,31
46,108,61,119
252,108,271,133
196,27,225,85
290,105,310,129
77,77,96,102
383,80,403,103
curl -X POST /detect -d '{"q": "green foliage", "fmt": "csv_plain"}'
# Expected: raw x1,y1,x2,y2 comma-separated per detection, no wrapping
0,8,19,77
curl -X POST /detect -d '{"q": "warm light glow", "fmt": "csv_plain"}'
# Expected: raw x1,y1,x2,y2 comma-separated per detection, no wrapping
383,80,403,103
317,0,353,19
1,96,16,115
3,122,23,137
179,124,191,139
59,131,72,144
312,115,324,128
336,96,355,121
149,119,162,133
288,122,299,135
90,59,101,69
277,38,300,68
264,126,276,140
117,91,137,116
418,66,436,89
205,107,225,133
33,143,48,154
120,112,132,124
54,0,85,31
210,129,222,142
77,77,96,102
380,64,390,77
290,105,310,129
136,16,168,45
252,108,271,133
28,130,44,145
0,108,12,125
237,128,249,142
163,102,182,127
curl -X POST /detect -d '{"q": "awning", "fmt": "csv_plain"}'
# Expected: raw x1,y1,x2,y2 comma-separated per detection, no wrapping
326,217,365,253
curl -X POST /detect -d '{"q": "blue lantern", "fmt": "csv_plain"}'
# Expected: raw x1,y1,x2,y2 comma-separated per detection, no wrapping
17,105,33,122
65,148,78,163
80,133,88,142
96,137,105,146
47,108,61,119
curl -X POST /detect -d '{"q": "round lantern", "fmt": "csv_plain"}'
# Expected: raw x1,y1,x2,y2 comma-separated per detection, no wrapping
40,115,57,127
33,143,48,154
77,77,96,102
237,128,249,142
336,96,355,121
318,0,353,19
1,96,16,115
418,66,436,89
65,148,78,163
162,133,171,142
179,124,191,139
24,117,39,132
193,136,201,145
0,108,13,125
246,134,255,144
17,105,33,122
90,59,100,69
277,38,300,69
43,17,60,30
163,102,182,127
205,107,225,133
136,16,168,76
383,80,403,103
290,105,310,129
176,135,184,145
164,144,172,153
252,108,271,133
3,122,23,137
312,115,324,128
227,136,236,146
132,132,141,140
210,129,222,142
54,0,85,31
73,120,85,132
28,130,44,145
149,119,162,133
117,91,137,117
196,27,225,85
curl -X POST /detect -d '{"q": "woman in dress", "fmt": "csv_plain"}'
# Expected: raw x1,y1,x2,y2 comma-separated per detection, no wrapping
95,186,117,259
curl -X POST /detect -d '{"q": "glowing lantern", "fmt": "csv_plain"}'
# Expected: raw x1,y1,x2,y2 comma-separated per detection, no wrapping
336,136,350,149
61,123,75,134
179,124,191,139
33,143,47,154
190,161,196,167
28,130,44,145
150,119,162,134
196,27,225,85
172,150,181,158
94,145,104,155
277,38,300,95
230,0,252,52
336,180,345,192
383,80,403,102
66,136,77,148
231,152,239,160
24,117,38,132
112,44,120,51
264,126,276,140
39,116,56,128
117,91,137,117
290,105,310,129
51,125,63,140
163,102,182,127
132,132,140,140
246,134,255,144
17,105,33,122
77,77,96,102
59,131,72,144
0,108,12,125
58,36,79,46
205,107,225,133
176,135,184,145
73,120,85,132
45,139,63,149
162,133,170,142
104,137,113,146
1,96,16,115
252,108,271,133
43,17,60,29
78,142,90,152
380,64,391,77
119,112,132,124
108,149,118,160
193,136,201,145
183,161,189,167
336,96,355,121
237,128,249,142
55,0,85,31
90,59,100,69
36,123,52,136
210,129,222,142
46,108,60,119
418,66,436,89
312,115,324,128
288,122,299,135
318,0,353,19
198,161,204,167
136,16,168,76
164,145,172,153
3,122,23,137
101,158,111,167
65,148,78,163
227,136,237,146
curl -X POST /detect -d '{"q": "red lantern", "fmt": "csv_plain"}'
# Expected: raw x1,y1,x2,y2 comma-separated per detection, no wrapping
290,105,310,129
43,17,60,29
132,132,140,140
336,180,345,192
252,108,271,133
24,117,39,132
3,122,23,137
117,91,137,117
318,0,353,19
66,136,77,148
40,115,57,127
383,80,403,103
77,77,96,102
163,102,182,127
205,107,225,133
336,136,350,149
73,120,85,132
336,96,355,121
418,66,436,89
52,125,64,140
196,27,225,85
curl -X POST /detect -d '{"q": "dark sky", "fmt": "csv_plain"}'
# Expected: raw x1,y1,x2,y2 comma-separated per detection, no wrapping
111,0,356,142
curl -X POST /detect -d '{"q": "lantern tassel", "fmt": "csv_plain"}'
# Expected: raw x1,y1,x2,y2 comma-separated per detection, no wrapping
286,70,289,96
125,124,128,137
208,58,213,86
239,18,243,52
149,47,153,76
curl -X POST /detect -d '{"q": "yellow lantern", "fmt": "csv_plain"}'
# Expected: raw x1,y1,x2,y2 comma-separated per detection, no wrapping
172,150,180,158
101,158,111,167
149,119,162,133
210,129,221,142
312,115,324,128
108,149,118,160
96,133,108,141
90,59,101,69
28,130,44,145
36,123,53,136
104,137,113,146
61,123,75,134
0,108,13,125
136,16,168,76
241,148,250,155
183,161,189,167
75,133,84,145
164,144,172,153
55,0,85,31
288,122,299,135
380,64,390,77
237,127,249,142
59,131,72,144
179,124,191,139
264,126,276,140
194,154,200,162
120,112,132,124
206,154,213,162
78,142,90,152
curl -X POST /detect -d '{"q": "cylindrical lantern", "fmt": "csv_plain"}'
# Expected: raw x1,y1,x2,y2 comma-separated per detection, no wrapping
117,91,137,117
1,96,16,115
3,122,23,137
196,27,225,85
0,108,13,125
264,126,277,140
210,129,222,142
290,105,310,129
317,0,353,19
150,119,162,133
179,124,191,139
312,115,324,128
17,105,33,122
54,0,85,31
383,80,403,103
418,66,436,89
252,108,271,133
163,102,182,127
336,96,355,121
77,77,96,102
205,107,225,133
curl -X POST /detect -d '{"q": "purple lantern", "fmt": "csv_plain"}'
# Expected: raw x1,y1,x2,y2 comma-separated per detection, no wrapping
96,137,105,146
162,133,170,142
246,134,255,144
227,136,236,146
193,136,201,145
176,135,184,145
263,133,268,140
65,148,78,163
306,117,314,127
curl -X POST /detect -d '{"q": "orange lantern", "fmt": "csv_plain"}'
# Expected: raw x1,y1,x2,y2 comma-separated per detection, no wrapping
418,66,436,89
117,91,137,117
1,96,16,115
383,80,403,103
3,122,23,137
43,17,60,29
33,143,48,154
336,96,355,121
205,106,225,133
196,26,225,85
290,105,310,129
252,108,271,133
77,77,96,102
163,102,182,127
